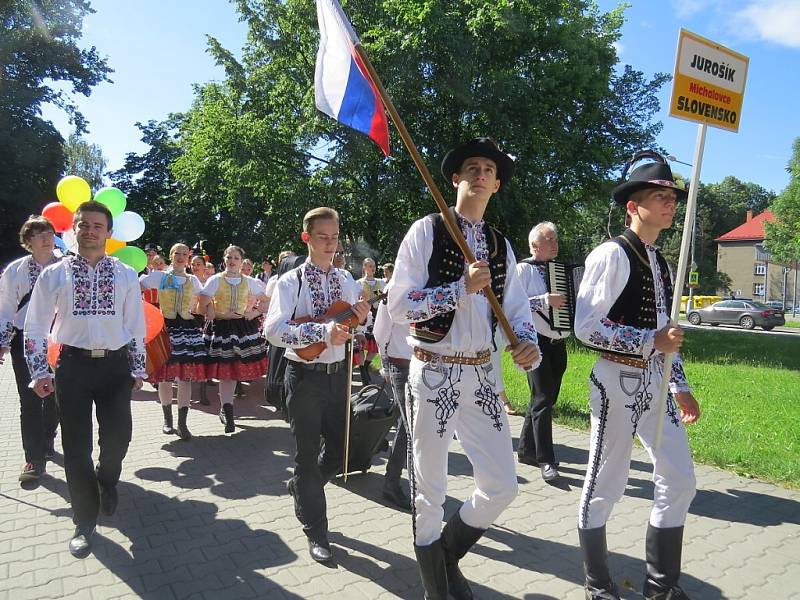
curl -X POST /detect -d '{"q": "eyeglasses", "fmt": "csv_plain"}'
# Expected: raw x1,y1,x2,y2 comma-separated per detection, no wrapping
29,231,55,241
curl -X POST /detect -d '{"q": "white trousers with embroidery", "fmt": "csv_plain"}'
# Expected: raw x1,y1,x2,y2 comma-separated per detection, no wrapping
407,355,518,546
578,357,696,531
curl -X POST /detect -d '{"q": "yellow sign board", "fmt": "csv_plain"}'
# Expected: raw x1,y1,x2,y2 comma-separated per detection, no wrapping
669,29,749,132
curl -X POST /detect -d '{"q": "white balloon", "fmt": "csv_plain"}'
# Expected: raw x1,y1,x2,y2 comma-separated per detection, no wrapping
62,229,78,253
113,211,146,242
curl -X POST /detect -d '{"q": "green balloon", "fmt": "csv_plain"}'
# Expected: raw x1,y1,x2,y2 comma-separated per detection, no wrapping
95,187,127,216
112,246,148,272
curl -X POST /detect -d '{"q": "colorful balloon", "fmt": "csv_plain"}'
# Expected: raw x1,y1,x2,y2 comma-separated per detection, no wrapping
54,235,67,252
112,211,145,242
105,238,126,254
61,229,78,253
112,246,148,272
42,202,74,233
94,187,127,216
143,302,165,343
56,176,91,212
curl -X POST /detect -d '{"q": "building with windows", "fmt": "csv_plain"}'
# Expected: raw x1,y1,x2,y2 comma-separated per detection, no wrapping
715,210,799,305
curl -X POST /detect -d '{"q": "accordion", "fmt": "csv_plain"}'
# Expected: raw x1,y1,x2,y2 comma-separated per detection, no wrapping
541,261,584,332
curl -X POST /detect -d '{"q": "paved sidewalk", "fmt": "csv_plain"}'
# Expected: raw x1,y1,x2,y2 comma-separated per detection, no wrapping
0,360,798,599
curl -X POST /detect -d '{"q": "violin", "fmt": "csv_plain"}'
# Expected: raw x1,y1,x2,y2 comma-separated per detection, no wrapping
293,292,386,361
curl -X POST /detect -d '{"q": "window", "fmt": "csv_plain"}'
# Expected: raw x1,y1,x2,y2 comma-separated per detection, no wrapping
753,283,765,296
754,263,766,275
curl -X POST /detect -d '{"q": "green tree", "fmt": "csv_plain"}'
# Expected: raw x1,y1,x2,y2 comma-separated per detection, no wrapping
0,0,111,263
765,138,800,264
167,0,667,262
63,133,107,190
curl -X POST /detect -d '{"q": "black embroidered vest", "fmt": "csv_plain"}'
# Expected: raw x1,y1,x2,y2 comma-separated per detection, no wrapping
605,229,673,355
409,208,507,344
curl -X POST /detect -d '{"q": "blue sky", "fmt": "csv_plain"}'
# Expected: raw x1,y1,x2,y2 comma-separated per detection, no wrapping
43,0,800,194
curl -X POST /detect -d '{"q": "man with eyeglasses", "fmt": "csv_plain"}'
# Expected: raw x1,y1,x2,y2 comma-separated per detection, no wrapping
0,216,61,485
24,200,146,559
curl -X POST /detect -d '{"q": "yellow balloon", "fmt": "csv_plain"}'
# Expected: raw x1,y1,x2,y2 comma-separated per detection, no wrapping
56,176,91,212
106,238,126,253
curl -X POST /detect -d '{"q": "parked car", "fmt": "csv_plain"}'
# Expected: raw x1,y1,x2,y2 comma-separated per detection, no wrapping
687,299,786,330
766,300,787,313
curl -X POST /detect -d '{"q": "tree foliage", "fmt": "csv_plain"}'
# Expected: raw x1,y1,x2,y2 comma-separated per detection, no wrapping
0,0,111,263
63,133,107,189
765,137,800,264
138,0,667,264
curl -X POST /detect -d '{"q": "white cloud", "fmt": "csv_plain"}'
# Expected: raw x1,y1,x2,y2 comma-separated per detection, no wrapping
733,0,800,48
612,41,624,57
672,0,721,19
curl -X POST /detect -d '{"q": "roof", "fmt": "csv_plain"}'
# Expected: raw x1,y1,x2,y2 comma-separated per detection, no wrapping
715,210,775,242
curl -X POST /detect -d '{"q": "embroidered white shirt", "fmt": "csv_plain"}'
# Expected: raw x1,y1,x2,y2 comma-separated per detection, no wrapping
373,290,413,360
0,254,60,348
264,260,362,364
516,260,570,340
575,240,691,393
23,255,147,380
387,212,540,366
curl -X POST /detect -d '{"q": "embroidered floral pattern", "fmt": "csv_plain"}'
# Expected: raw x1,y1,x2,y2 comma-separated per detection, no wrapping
305,263,342,318
70,255,116,317
280,320,327,346
514,321,539,345
474,365,503,431
529,296,547,312
622,368,653,438
27,258,43,291
127,338,147,376
403,281,460,322
427,365,462,437
669,355,690,392
0,322,13,348
25,336,50,379
587,317,645,355
457,213,489,262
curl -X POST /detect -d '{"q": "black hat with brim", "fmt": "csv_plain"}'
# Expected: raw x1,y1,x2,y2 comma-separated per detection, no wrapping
441,138,515,188
612,161,688,205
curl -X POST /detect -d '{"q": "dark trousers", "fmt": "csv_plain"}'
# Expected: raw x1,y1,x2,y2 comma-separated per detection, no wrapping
518,338,568,464
385,362,409,484
10,329,58,465
285,362,347,543
54,350,133,527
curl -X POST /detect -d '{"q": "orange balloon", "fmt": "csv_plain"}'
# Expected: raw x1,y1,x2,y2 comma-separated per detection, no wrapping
143,301,165,343
106,238,126,253
47,341,62,369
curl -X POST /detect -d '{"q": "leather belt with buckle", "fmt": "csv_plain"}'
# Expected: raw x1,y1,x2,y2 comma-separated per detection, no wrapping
293,359,346,374
61,345,127,359
543,336,566,345
413,348,491,366
601,352,648,370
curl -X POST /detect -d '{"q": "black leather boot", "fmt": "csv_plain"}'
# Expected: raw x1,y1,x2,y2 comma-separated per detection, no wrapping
220,403,235,433
578,526,620,600
161,405,174,434
440,511,485,600
176,407,192,440
643,525,689,599
414,539,448,600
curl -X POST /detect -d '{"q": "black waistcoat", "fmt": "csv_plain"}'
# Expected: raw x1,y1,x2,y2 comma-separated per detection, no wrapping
604,229,673,355
409,208,507,344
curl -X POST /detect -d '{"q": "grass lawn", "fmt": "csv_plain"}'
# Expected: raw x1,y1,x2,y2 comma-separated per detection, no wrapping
501,328,800,488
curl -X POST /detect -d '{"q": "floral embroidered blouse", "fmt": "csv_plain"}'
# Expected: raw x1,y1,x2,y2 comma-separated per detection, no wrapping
23,255,147,380
574,239,691,393
263,260,363,364
387,211,540,365
0,253,60,348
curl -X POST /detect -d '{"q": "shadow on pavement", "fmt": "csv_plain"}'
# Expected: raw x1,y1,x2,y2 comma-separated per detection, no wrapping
92,481,303,599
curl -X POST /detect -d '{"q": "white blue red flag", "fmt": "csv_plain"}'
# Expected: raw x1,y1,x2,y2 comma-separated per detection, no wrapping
314,0,390,156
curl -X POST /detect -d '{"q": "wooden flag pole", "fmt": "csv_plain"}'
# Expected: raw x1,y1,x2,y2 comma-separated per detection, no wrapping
354,44,520,348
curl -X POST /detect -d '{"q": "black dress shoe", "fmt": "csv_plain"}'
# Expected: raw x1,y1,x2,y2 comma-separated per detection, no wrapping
541,463,560,482
308,539,333,563
99,482,118,516
382,481,411,510
517,454,539,467
69,525,95,558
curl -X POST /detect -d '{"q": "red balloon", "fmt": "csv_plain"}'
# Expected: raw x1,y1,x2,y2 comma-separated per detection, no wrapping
42,202,74,233
143,301,165,343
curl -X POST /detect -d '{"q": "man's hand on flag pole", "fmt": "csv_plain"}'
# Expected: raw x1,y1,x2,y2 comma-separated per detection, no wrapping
654,323,684,354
